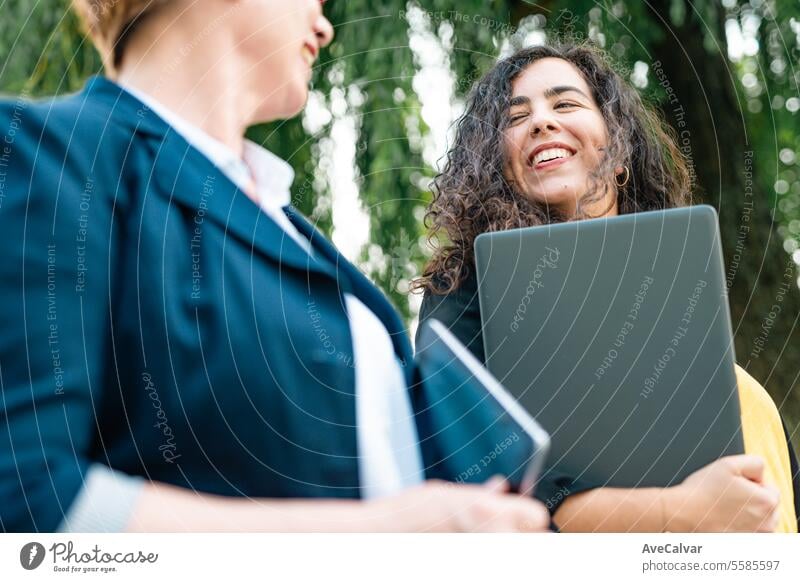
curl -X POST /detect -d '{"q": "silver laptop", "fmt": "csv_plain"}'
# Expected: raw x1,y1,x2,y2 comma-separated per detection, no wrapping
474,205,743,489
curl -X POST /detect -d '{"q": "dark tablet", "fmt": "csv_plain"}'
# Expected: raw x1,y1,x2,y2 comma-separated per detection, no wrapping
415,319,550,495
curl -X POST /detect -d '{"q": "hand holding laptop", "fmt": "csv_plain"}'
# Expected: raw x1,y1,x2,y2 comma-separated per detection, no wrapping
366,477,549,532
662,455,780,532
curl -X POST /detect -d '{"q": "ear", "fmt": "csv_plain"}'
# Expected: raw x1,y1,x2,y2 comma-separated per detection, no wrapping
614,165,630,188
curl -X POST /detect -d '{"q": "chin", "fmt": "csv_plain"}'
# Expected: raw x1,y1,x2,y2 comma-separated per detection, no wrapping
522,179,585,211
525,192,579,212
255,83,308,123
284,85,309,118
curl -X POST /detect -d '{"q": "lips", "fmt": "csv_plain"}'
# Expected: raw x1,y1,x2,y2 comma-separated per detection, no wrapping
527,142,577,169
301,43,318,67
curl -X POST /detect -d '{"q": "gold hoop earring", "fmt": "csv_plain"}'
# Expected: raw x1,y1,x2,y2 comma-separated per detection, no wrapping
615,166,630,188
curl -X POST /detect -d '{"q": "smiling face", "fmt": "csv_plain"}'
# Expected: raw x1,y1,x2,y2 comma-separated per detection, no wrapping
236,0,334,121
503,57,617,218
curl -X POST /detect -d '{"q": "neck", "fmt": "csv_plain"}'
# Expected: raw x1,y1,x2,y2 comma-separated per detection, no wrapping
590,195,620,218
115,14,259,157
571,189,619,220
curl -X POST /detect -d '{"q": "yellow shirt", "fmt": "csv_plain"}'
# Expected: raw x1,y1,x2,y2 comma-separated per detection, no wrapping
736,365,797,533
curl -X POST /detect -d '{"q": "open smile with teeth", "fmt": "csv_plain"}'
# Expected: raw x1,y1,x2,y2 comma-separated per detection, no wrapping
531,147,575,166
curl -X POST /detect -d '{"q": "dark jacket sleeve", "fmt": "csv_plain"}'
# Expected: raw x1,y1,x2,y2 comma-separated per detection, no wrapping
0,105,117,531
416,274,595,517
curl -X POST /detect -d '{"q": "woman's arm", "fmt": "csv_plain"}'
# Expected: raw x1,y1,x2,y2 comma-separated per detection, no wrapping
126,477,552,533
126,481,385,533
554,455,780,532
0,109,123,532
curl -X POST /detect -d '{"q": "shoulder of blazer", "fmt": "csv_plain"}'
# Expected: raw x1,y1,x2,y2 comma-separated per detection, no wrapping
1,78,140,146
0,79,163,216
1,80,304,282
68,75,176,140
1,76,200,157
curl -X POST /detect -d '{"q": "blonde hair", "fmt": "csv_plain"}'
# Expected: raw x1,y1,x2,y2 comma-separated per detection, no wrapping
72,0,169,74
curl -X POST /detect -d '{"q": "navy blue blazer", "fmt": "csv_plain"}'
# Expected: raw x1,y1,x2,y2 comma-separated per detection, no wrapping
0,77,417,532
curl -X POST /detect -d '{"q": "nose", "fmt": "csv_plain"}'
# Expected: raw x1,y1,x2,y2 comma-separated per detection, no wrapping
314,12,334,48
529,108,559,136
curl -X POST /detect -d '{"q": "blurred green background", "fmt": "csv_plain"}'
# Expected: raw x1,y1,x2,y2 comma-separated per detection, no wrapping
2,0,799,441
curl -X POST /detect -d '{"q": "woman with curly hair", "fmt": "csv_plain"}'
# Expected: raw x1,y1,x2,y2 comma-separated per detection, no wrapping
415,43,798,532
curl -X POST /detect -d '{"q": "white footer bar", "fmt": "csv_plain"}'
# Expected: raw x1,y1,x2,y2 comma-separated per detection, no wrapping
1,533,798,581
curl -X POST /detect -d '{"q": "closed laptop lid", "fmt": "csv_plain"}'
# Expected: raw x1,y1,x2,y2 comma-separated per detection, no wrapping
474,205,743,489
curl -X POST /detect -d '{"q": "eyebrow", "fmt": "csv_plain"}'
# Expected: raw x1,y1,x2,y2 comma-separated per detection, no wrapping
509,85,590,107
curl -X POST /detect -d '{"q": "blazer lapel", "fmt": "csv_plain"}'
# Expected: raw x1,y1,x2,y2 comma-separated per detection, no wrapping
148,139,336,279
84,76,337,280
286,207,415,381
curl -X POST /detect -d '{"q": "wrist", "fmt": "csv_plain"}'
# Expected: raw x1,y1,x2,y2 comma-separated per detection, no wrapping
660,485,688,532
364,485,455,533
358,495,416,533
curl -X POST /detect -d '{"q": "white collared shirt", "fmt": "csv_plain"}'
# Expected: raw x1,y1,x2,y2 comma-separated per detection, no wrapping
59,86,424,531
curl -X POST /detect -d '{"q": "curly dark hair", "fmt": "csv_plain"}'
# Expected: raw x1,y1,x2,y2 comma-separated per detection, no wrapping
413,42,691,295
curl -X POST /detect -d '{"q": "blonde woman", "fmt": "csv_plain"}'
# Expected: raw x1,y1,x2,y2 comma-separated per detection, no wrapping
0,1,549,533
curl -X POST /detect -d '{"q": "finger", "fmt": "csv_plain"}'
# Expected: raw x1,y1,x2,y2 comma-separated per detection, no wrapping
738,482,780,531
483,475,510,494
767,507,780,532
758,506,780,533
764,486,781,509
472,504,513,533
725,454,765,483
517,504,551,533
